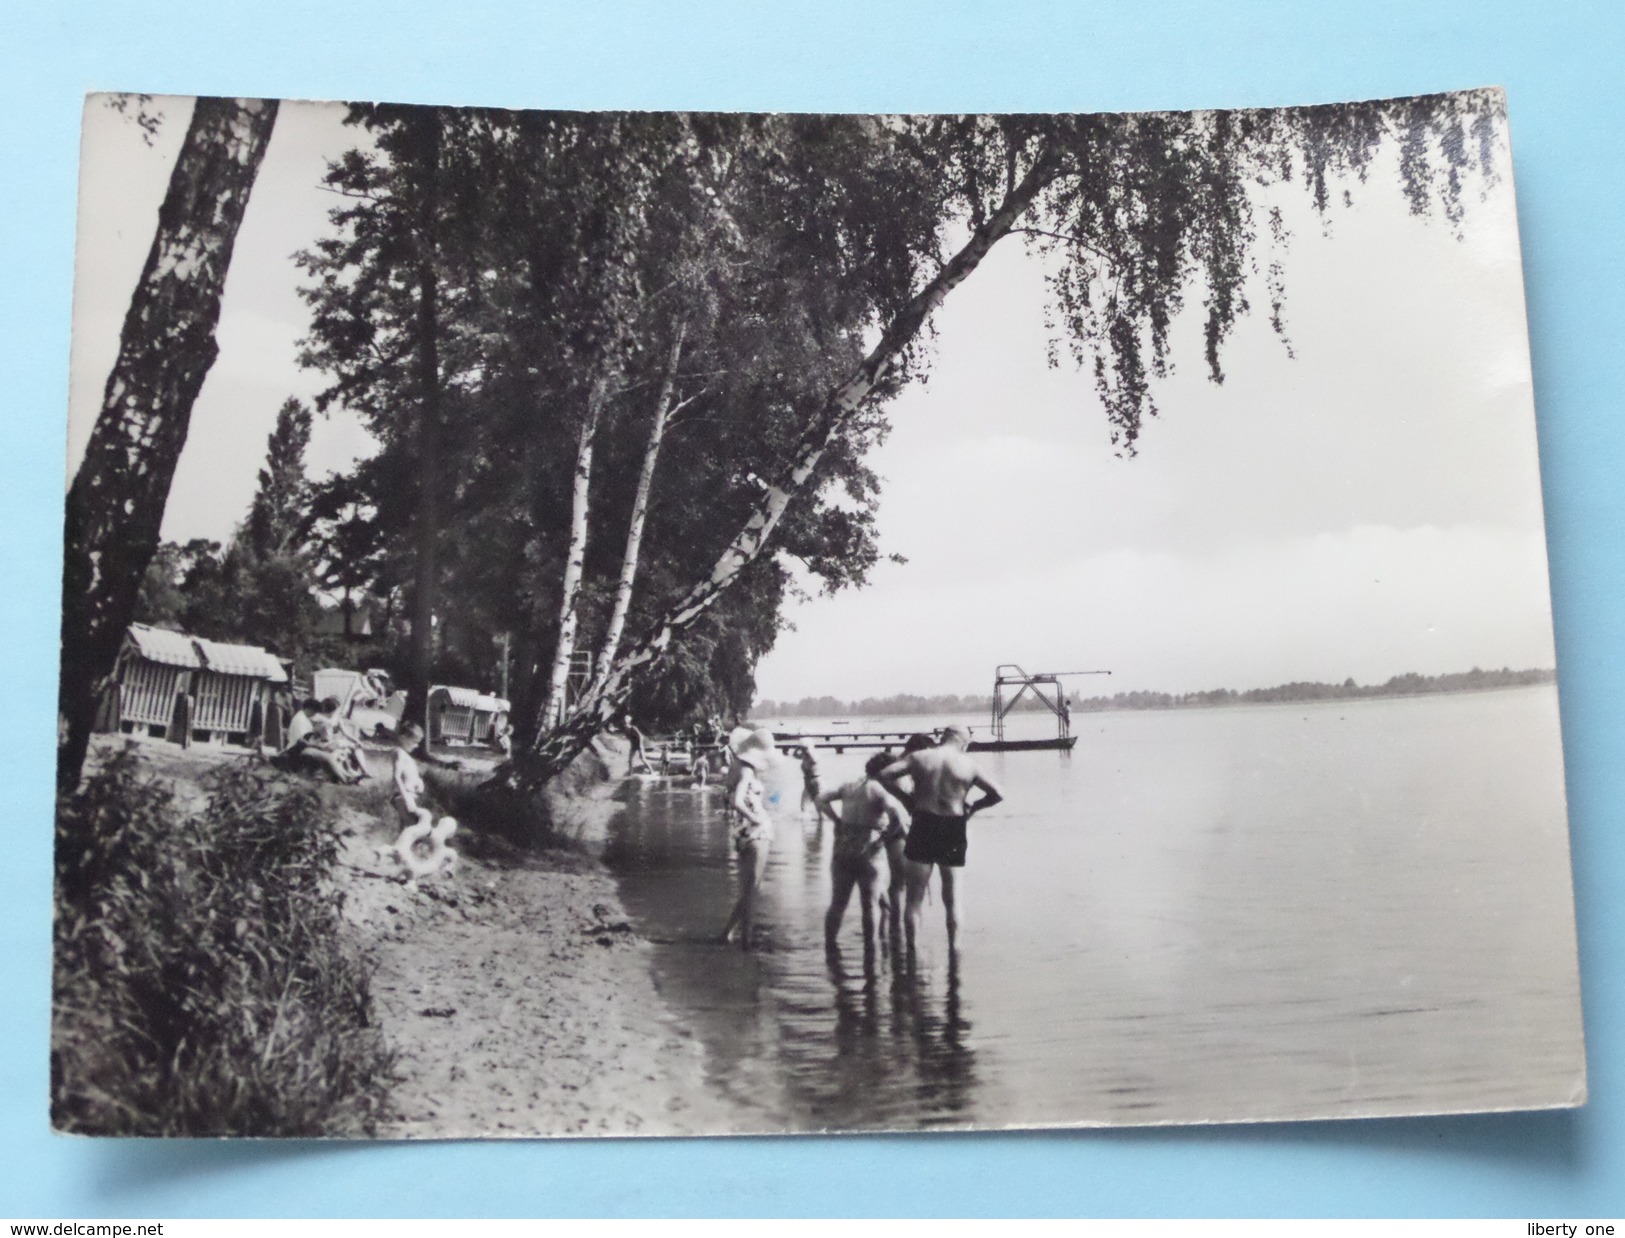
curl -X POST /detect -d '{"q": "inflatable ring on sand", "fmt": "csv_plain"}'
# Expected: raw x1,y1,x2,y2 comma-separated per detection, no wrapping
392,810,459,880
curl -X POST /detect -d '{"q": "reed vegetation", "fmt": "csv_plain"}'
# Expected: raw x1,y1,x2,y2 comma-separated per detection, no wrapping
52,749,393,1135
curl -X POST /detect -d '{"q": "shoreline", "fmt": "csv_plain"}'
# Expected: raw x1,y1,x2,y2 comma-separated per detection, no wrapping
754,674,1560,723
344,735,735,1138
755,679,1559,725
77,734,735,1138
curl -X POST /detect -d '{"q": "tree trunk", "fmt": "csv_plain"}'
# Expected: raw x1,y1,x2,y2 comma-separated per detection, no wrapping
57,96,279,792
593,324,685,682
510,631,543,749
539,374,611,730
504,155,1062,792
403,111,443,725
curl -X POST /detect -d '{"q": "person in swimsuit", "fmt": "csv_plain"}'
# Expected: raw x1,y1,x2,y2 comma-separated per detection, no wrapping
875,732,936,932
276,698,359,783
816,752,908,950
798,745,822,816
320,696,371,782
878,723,1003,952
718,728,775,950
621,714,653,775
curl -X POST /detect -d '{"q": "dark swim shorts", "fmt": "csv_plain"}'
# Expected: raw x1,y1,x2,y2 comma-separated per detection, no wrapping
904,808,969,867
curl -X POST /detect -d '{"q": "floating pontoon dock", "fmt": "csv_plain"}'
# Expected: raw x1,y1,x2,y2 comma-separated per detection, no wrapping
769,728,923,753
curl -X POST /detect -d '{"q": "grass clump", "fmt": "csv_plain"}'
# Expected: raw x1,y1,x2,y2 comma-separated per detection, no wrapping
52,748,393,1135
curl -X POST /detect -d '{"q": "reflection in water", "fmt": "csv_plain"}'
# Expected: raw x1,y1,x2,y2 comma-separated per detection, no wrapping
603,689,1583,1131
796,938,980,1129
605,777,986,1131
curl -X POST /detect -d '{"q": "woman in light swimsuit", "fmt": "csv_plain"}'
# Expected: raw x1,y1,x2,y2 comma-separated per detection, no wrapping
817,751,907,949
718,730,775,950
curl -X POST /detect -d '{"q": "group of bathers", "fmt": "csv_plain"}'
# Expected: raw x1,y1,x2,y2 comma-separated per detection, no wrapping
827,806,968,870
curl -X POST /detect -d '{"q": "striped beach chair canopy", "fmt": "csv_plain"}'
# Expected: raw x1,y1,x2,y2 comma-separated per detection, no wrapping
126,623,203,669
117,625,287,737
192,637,289,682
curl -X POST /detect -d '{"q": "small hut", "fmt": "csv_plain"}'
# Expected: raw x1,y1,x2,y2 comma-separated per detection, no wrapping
190,636,290,744
107,624,289,747
110,625,203,740
314,603,375,642
427,684,484,746
470,693,511,746
425,685,511,748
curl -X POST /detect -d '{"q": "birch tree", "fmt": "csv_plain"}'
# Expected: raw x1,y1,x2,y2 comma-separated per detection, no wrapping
58,96,279,792
294,94,1503,802
595,324,686,677
299,113,914,743
540,375,610,727
504,92,1505,789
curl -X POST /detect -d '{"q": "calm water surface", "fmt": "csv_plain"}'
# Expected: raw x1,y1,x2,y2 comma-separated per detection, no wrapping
601,687,1584,1131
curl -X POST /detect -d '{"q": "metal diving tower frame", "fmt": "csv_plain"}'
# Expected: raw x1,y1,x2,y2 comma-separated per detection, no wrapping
982,664,1112,751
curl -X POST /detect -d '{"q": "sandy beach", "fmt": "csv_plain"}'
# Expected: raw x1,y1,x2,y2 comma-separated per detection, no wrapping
343,749,733,1137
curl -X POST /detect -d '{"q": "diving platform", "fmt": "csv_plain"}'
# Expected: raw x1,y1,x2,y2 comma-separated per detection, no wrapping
976,663,1110,753
767,665,1109,755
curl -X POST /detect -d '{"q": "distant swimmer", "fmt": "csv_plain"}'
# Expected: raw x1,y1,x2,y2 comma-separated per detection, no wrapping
817,752,908,949
878,723,1003,952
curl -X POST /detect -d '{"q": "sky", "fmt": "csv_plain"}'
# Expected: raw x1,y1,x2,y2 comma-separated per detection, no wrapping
68,97,372,511
65,96,1557,703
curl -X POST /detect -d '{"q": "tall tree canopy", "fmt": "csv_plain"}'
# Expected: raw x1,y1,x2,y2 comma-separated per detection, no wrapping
288,91,1501,798
297,109,937,739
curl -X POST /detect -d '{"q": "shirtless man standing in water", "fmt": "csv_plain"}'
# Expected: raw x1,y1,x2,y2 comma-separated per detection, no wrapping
878,723,1003,952
816,752,907,950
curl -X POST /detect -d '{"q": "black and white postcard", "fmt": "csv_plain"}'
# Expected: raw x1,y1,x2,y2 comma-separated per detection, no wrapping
53,89,1584,1136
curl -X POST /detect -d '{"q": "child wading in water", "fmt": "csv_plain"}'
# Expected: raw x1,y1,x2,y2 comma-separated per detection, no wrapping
817,752,907,950
718,728,776,950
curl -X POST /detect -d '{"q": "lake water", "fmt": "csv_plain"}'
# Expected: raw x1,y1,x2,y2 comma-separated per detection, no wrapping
601,686,1585,1131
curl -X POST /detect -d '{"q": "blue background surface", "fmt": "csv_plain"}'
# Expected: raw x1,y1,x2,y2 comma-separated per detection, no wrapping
2,0,1621,1218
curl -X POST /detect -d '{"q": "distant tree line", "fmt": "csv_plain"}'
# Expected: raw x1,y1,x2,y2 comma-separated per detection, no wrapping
753,667,1556,718
135,398,366,688
753,692,990,719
